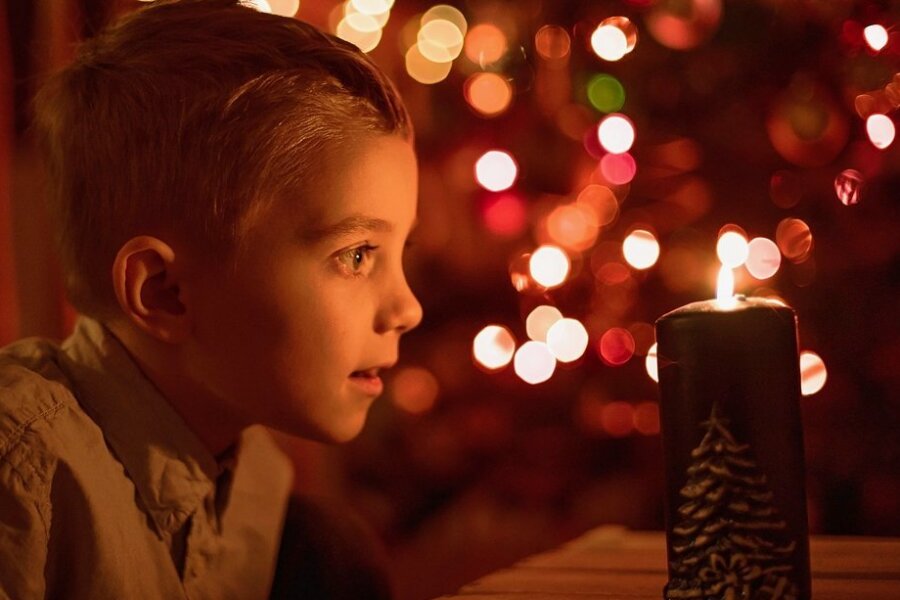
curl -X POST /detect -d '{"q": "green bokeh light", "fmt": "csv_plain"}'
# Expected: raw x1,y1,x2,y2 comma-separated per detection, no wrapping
587,74,625,113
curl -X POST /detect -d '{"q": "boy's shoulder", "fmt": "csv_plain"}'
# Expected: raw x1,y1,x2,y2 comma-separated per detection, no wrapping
0,337,74,466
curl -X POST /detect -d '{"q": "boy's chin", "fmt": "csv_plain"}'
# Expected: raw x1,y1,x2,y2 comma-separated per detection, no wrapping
271,412,369,444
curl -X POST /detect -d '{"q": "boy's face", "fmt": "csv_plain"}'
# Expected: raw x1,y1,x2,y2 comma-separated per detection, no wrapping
186,134,422,443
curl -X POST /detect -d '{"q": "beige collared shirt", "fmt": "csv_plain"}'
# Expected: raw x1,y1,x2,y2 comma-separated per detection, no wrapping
0,318,294,599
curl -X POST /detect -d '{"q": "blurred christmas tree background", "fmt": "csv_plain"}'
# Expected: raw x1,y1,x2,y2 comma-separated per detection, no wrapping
3,0,899,598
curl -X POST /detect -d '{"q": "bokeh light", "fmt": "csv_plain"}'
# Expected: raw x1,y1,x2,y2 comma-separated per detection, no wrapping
834,169,863,206
391,366,439,415
863,24,889,52
622,229,660,270
769,170,802,209
405,43,453,83
598,327,635,366
633,401,660,435
526,305,564,342
800,350,827,396
598,152,637,185
421,4,468,37
345,0,390,27
418,19,464,62
473,325,516,370
242,0,273,12
513,341,557,384
716,230,749,268
464,23,507,66
464,72,513,116
509,252,543,293
481,192,527,237
576,184,619,226
866,114,896,149
268,0,299,17
645,0,722,50
475,150,518,192
350,0,393,15
529,245,571,288
597,114,635,154
336,13,383,52
546,318,589,362
590,24,628,61
776,218,813,262
546,203,600,252
601,401,634,437
645,342,658,382
745,237,781,280
587,74,626,113
535,25,571,61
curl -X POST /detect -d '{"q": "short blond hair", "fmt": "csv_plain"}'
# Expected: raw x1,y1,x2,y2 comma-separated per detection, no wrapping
32,0,411,317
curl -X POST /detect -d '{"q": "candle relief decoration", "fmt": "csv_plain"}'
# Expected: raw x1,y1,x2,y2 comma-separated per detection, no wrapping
664,402,799,600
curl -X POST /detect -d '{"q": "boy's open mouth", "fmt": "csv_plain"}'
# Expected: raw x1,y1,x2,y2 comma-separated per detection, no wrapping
349,368,384,395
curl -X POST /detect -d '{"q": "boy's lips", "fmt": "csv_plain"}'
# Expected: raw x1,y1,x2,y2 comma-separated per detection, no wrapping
348,364,393,396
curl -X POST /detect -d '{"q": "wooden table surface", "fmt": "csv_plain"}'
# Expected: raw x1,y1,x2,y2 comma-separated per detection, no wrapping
435,526,900,599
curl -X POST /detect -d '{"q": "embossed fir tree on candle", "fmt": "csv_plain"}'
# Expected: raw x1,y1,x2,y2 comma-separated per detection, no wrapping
655,266,811,600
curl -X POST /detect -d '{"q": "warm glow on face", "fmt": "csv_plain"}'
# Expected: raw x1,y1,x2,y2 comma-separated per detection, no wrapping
746,237,781,279
834,169,864,206
405,44,453,83
475,150,518,192
390,366,439,414
465,72,513,116
591,24,628,61
473,325,516,370
546,318,589,363
418,19,465,62
800,351,827,396
645,342,659,382
716,265,736,306
622,229,660,270
863,24,889,52
598,152,637,185
465,23,507,65
598,328,635,366
337,14,383,52
526,305,564,342
716,230,749,268
513,341,557,384
866,114,896,149
529,245,571,288
597,114,635,154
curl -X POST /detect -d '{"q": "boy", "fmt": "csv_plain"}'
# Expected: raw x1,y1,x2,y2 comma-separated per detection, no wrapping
0,0,422,598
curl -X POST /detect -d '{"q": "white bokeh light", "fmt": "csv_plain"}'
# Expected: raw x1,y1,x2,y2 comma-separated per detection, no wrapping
513,341,557,384
863,24,889,52
800,351,827,396
645,342,659,383
526,305,564,342
866,114,896,150
717,230,749,268
590,24,628,61
475,150,518,192
622,230,660,270
546,318,589,363
746,237,781,280
529,245,571,288
473,325,516,370
597,114,635,154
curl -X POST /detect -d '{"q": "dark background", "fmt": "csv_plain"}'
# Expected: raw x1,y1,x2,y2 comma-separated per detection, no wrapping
2,1,898,598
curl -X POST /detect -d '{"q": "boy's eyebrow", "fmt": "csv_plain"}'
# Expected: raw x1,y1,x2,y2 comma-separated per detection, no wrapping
301,214,394,243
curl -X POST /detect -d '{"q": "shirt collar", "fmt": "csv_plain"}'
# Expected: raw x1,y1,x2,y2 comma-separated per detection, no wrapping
58,317,220,537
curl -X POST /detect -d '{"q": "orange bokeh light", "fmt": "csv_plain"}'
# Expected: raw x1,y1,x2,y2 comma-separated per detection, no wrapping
776,218,813,263
633,401,660,435
464,23,507,66
546,203,600,252
800,350,827,396
391,366,439,415
535,24,571,61
601,401,634,437
464,72,513,116
598,327,635,366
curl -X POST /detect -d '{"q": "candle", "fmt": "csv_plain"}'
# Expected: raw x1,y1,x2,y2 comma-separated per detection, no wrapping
655,268,810,600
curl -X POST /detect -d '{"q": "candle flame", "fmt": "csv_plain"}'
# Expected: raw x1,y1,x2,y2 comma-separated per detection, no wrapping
716,265,737,308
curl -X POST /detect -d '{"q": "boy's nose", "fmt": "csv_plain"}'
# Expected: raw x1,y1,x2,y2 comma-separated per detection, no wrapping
377,276,422,335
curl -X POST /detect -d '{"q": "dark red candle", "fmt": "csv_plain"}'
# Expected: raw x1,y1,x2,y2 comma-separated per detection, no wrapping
655,294,810,600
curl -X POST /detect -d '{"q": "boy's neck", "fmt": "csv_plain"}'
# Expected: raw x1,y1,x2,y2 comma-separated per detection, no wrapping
107,320,248,458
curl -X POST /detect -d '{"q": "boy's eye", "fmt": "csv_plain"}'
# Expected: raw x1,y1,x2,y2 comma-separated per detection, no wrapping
336,244,377,276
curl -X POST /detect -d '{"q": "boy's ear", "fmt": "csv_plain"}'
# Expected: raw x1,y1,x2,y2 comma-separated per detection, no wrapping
112,236,190,344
